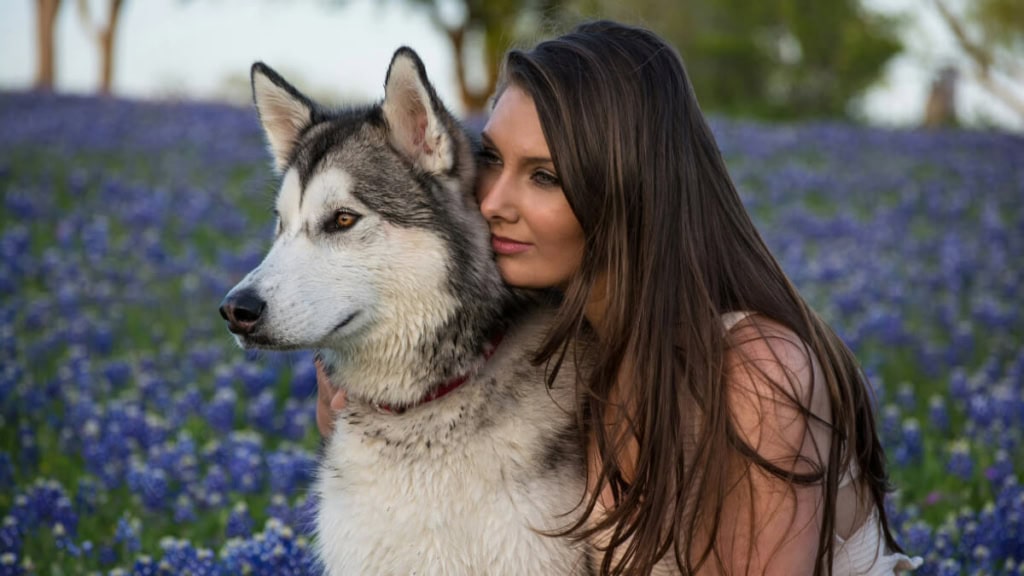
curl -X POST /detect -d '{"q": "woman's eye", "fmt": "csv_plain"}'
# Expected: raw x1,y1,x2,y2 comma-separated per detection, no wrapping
328,211,361,232
532,170,560,188
477,148,501,166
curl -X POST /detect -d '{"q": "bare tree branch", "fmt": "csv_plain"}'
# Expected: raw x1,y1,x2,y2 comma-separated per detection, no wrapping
932,0,1024,118
932,0,992,71
76,0,100,39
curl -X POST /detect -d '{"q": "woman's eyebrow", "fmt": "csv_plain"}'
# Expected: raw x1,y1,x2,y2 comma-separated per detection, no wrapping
479,131,555,168
479,132,553,167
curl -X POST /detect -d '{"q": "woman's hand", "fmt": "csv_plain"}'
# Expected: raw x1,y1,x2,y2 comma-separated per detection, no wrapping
315,355,348,438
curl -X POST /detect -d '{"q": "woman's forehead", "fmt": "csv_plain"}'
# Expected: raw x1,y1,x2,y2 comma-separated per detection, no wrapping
482,86,550,158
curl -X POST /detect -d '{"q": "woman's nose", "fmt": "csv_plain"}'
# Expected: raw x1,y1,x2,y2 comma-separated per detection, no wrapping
477,172,517,223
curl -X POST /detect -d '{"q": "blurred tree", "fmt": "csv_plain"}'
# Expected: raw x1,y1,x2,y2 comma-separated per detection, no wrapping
34,0,62,90
76,0,126,95
32,0,126,94
357,0,570,114
923,65,958,128
573,0,902,120
932,0,1024,121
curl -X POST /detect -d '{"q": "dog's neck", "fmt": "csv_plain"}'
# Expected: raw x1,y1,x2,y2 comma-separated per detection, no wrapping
320,296,516,410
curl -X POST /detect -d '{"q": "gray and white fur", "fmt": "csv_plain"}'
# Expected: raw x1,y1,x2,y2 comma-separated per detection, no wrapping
220,48,594,575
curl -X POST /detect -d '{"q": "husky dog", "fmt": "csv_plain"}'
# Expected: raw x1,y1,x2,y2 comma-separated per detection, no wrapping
219,48,594,575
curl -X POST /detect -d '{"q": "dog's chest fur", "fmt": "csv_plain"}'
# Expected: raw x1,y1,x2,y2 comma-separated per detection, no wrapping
315,311,592,575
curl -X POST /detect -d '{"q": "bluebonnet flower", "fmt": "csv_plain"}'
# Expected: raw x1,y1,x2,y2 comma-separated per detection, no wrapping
220,518,316,576
0,517,21,555
52,521,81,557
239,362,277,397
281,399,313,442
173,494,196,524
266,448,316,497
265,494,291,524
226,502,254,539
935,559,961,576
947,439,974,481
880,403,901,445
247,390,277,432
130,554,159,576
98,543,118,567
967,393,995,428
293,491,320,538
929,394,949,432
986,450,1015,488
895,382,916,411
171,385,204,428
290,359,318,400
156,538,219,576
204,387,237,433
16,425,38,470
0,552,25,576
114,515,141,555
900,520,932,558
0,453,12,491
74,477,100,516
948,368,971,403
126,460,170,511
199,465,229,509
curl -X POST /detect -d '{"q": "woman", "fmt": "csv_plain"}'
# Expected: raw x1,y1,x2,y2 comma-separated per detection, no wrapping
316,20,922,575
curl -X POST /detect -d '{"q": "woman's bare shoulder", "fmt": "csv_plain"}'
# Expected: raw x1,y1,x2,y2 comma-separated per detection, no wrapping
722,313,832,464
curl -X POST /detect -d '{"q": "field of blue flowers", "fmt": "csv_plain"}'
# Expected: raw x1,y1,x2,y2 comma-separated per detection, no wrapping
1,91,1021,575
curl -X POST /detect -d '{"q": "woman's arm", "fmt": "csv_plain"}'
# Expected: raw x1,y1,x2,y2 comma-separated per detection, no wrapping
695,317,834,575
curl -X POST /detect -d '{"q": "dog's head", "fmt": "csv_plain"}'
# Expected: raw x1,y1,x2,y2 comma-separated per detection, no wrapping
220,48,500,359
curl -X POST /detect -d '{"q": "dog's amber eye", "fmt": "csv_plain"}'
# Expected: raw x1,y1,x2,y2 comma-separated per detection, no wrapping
335,211,359,229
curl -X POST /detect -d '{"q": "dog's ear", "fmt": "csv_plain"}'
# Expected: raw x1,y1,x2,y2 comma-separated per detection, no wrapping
251,62,314,174
382,47,454,174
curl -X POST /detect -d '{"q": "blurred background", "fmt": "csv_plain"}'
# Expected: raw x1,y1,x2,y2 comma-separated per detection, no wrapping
2,0,1023,131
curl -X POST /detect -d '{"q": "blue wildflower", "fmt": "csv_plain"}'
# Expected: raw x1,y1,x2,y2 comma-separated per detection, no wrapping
928,394,949,432
947,439,974,481
225,502,253,539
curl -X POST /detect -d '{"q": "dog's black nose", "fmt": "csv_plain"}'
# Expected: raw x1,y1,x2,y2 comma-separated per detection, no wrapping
219,290,266,335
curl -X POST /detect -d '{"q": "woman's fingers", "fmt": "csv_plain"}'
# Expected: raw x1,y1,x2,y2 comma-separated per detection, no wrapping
330,389,348,411
315,356,343,438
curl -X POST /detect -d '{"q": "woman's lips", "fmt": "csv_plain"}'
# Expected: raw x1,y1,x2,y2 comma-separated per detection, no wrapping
491,235,532,255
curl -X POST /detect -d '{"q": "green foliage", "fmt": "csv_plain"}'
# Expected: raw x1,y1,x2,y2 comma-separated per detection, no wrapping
580,0,902,120
970,0,1024,49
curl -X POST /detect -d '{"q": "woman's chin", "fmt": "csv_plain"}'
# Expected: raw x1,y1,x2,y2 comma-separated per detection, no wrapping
496,260,568,290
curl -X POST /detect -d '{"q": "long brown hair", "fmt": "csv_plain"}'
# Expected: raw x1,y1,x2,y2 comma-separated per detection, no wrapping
498,20,900,575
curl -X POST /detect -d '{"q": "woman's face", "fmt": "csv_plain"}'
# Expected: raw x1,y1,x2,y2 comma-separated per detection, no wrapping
475,85,585,289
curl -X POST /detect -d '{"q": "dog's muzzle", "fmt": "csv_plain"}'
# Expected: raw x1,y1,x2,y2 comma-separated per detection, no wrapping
219,289,266,335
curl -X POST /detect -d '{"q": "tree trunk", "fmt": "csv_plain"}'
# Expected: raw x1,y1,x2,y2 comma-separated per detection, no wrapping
98,0,124,95
444,25,492,114
35,0,62,90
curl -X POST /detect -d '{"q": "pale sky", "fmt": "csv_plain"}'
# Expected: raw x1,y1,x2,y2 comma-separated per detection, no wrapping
1,0,1020,131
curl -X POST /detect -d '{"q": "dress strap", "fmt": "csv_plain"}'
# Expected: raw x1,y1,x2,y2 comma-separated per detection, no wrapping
721,310,755,332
